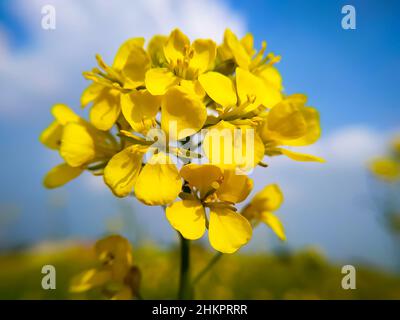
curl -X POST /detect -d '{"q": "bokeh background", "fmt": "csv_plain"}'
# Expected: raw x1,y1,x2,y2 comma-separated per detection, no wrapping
1,0,400,299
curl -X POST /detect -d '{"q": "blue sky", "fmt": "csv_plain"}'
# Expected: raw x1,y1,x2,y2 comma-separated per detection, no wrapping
0,0,399,270
231,0,400,131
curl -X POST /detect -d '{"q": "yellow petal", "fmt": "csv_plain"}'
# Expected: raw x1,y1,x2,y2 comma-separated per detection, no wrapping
203,120,235,168
163,28,190,65
217,42,233,62
251,184,284,212
103,146,145,197
40,121,63,150
254,65,283,92
209,206,252,253
283,107,321,146
236,67,281,110
70,269,111,293
134,153,181,205
90,89,121,131
95,235,133,265
287,93,308,104
198,72,237,108
240,33,255,56
166,200,206,240
121,90,161,133
81,82,104,108
113,37,145,70
216,170,253,203
148,35,167,66
264,100,307,140
43,163,83,189
224,29,250,69
161,86,207,140
121,45,151,89
60,123,95,167
51,103,80,125
278,148,325,163
203,121,265,171
180,79,206,98
95,235,133,281
189,39,216,75
369,157,400,181
145,68,180,95
180,164,223,198
260,212,286,241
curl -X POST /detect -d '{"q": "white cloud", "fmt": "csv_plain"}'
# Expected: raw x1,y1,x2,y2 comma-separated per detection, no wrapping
0,0,246,117
312,126,387,166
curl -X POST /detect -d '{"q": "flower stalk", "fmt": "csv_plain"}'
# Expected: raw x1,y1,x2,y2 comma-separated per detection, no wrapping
192,252,223,287
178,234,192,299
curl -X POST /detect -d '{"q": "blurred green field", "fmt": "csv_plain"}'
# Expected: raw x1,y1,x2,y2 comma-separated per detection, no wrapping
1,241,400,299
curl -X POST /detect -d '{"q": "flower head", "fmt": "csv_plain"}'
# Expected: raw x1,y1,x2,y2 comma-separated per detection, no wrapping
40,28,324,257
70,235,141,300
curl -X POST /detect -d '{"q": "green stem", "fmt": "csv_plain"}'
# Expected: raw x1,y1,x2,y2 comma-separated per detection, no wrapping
178,234,192,299
192,252,223,286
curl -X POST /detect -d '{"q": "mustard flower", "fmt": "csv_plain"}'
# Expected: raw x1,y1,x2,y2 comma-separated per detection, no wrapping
217,29,283,94
199,66,280,171
39,28,325,298
40,104,119,188
145,28,216,96
258,94,325,162
369,136,400,182
166,164,253,253
370,158,400,181
82,38,151,130
70,235,141,300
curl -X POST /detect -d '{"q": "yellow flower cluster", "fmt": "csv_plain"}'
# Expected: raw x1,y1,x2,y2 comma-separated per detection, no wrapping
70,235,141,300
40,28,323,253
369,136,400,182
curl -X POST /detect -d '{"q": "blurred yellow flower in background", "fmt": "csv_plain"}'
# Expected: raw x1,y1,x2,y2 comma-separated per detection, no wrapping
370,158,400,182
369,136,400,182
368,136,400,236
70,235,141,300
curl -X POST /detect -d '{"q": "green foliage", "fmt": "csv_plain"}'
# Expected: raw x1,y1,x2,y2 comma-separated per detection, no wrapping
1,243,400,299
